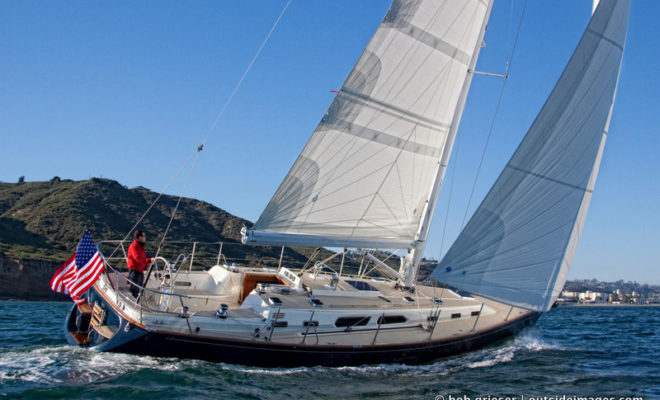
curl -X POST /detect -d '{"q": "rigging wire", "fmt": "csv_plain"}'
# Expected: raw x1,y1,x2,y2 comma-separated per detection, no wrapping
104,0,293,263
199,0,292,149
105,151,198,259
152,151,203,262
459,0,527,231
437,126,463,259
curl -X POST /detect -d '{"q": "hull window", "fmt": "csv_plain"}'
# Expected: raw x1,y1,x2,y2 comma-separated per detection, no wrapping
335,316,370,327
377,315,407,324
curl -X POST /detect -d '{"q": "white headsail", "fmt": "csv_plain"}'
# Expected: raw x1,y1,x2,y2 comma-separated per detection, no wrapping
244,0,492,251
432,0,630,312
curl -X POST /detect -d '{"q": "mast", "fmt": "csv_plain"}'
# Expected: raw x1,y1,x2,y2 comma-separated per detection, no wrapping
399,1,495,287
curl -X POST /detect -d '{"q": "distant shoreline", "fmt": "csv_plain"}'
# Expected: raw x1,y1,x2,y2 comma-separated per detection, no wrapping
558,303,660,307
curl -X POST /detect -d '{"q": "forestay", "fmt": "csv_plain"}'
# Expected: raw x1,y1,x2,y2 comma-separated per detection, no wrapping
245,0,492,249
433,0,630,312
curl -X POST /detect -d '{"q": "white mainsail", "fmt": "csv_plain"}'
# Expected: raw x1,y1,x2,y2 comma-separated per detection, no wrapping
244,0,492,250
432,0,630,312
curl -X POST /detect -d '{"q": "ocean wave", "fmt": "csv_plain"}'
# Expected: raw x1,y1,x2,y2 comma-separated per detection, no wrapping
314,329,563,376
0,345,190,388
187,332,561,377
0,330,562,388
511,329,564,352
218,364,311,375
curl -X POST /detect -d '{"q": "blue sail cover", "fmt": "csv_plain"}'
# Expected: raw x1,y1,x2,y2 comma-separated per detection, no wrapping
432,0,630,312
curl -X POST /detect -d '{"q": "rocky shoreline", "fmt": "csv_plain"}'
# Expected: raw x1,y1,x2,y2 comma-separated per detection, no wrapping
0,255,68,301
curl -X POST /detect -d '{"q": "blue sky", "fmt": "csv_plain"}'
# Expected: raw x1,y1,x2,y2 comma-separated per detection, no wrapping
1,1,658,284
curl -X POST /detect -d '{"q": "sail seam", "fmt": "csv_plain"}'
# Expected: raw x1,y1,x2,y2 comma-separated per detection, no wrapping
340,88,449,130
506,165,593,193
586,29,624,51
384,22,471,65
320,121,442,157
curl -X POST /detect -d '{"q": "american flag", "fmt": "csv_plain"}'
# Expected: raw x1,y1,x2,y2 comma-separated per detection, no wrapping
49,232,105,304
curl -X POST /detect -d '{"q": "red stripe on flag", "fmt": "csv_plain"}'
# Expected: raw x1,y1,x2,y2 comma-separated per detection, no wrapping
71,264,104,297
50,254,76,294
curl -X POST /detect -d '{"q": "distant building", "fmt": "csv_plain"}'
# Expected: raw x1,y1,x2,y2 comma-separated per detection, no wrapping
578,290,605,303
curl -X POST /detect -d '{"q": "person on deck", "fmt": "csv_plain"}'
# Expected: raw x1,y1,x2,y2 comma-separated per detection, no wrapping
127,230,153,298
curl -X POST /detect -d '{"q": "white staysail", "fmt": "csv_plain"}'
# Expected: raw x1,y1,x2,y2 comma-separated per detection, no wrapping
244,0,492,249
432,0,630,312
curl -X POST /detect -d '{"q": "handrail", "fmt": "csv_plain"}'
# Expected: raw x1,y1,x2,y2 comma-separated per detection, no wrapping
98,239,217,302
169,254,191,287
97,239,311,270
100,270,187,322
100,254,261,326
98,240,129,261
103,261,194,300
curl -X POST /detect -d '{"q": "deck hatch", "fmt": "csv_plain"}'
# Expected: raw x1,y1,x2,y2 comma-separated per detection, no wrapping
345,280,378,291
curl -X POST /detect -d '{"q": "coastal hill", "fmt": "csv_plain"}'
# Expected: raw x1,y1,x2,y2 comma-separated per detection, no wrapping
0,177,316,299
0,177,305,261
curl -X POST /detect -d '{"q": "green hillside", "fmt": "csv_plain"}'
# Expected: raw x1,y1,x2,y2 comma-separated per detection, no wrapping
0,177,310,268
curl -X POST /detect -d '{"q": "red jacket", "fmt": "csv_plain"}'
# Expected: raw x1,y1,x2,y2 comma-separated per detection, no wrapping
127,240,152,272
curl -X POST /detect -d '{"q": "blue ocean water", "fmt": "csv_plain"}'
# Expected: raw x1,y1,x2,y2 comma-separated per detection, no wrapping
0,301,657,400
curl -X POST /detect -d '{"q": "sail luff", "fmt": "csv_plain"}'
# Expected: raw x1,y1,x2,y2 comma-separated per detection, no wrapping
432,0,630,312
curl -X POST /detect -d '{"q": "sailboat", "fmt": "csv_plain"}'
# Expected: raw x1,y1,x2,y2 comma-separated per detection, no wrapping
63,0,630,367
